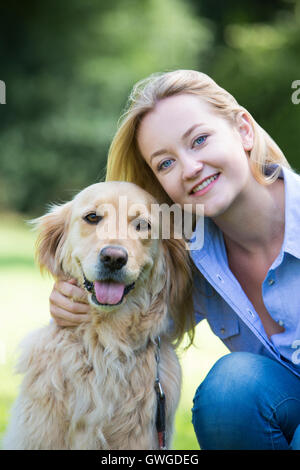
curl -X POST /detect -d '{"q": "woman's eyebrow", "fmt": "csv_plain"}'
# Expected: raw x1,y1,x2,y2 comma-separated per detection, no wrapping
182,123,205,140
150,148,168,162
150,123,206,162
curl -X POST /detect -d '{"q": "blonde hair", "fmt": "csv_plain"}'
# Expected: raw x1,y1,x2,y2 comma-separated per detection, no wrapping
105,70,290,346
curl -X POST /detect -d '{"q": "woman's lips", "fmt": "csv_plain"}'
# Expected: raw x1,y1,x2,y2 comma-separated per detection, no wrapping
190,173,220,197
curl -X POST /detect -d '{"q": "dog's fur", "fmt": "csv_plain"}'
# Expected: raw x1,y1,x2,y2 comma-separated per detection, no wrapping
3,182,192,450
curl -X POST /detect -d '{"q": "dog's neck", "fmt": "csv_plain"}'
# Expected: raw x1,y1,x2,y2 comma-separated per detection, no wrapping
88,298,169,352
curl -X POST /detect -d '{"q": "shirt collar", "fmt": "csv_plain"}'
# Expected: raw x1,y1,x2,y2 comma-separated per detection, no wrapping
279,165,300,259
191,164,300,260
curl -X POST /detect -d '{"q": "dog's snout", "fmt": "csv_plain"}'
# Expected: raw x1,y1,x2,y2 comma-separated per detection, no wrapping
100,246,128,270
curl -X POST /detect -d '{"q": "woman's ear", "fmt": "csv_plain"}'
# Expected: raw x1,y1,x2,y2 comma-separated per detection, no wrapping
30,201,73,278
235,111,254,152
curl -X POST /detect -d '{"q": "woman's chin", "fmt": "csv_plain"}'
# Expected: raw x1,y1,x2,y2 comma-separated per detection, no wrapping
203,201,229,219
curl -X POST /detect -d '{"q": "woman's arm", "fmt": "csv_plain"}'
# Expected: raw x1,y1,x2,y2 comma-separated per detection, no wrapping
49,279,91,326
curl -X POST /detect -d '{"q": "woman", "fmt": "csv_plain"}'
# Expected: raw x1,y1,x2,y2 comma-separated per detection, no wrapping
49,70,300,450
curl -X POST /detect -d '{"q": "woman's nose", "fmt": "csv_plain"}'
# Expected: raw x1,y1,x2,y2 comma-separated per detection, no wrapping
181,158,203,181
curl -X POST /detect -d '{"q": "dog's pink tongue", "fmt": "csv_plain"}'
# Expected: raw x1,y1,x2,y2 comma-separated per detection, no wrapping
94,281,125,305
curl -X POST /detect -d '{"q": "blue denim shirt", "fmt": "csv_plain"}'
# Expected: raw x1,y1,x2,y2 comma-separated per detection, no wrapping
190,165,300,379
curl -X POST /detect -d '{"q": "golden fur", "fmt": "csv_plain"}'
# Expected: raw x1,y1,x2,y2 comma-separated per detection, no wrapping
3,182,193,450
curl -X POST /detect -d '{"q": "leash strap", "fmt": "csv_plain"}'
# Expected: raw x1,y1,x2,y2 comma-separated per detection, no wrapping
154,336,167,450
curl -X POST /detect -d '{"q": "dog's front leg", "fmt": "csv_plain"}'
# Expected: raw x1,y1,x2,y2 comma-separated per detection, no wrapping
3,390,68,450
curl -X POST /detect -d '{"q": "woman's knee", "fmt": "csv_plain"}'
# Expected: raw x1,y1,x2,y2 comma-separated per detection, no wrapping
191,352,273,449
193,352,265,404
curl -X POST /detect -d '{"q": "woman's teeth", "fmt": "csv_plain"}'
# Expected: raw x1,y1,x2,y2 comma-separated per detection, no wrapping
191,174,219,193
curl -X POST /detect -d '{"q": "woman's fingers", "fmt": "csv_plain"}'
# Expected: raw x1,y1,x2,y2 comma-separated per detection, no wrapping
54,279,89,304
50,303,91,327
50,288,89,314
49,279,91,326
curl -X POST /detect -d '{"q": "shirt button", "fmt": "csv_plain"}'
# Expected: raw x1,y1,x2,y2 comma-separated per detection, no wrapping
220,327,226,334
268,279,275,286
247,309,255,318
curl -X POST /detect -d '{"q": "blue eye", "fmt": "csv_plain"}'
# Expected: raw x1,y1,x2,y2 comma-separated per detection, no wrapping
193,135,208,147
157,159,173,171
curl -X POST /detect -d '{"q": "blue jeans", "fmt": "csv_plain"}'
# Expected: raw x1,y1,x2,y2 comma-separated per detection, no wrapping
192,352,300,450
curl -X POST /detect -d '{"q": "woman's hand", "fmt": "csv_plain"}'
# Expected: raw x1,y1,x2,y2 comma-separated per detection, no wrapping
50,278,91,326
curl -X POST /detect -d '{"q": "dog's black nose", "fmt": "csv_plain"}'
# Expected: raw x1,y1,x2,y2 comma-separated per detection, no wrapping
100,246,128,271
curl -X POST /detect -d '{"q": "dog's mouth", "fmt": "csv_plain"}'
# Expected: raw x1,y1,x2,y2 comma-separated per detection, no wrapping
83,273,135,307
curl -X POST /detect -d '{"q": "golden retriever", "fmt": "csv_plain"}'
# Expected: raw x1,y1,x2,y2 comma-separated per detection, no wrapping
3,182,193,450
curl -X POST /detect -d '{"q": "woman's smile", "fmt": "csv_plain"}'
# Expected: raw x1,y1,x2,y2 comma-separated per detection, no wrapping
189,172,220,197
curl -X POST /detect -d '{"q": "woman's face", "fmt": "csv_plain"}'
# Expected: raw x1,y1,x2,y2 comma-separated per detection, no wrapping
137,93,254,217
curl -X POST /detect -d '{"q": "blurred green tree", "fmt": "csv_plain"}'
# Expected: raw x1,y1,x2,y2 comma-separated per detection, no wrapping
0,0,211,214
1,0,299,214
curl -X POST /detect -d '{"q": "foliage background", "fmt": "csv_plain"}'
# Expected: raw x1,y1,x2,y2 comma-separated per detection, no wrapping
1,0,300,450
1,0,300,214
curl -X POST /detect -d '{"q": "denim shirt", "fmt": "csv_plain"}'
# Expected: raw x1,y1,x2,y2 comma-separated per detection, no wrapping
190,165,300,379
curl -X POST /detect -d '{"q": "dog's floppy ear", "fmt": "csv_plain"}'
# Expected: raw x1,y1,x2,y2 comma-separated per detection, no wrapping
31,201,72,278
162,238,195,348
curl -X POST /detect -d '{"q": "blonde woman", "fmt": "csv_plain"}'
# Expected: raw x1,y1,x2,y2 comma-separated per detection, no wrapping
49,70,300,450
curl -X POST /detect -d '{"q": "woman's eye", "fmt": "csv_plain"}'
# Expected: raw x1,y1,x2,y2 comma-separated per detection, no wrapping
157,159,173,172
193,135,208,147
83,212,102,224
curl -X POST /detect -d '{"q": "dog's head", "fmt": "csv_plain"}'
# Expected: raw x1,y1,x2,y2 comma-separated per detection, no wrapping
33,182,194,341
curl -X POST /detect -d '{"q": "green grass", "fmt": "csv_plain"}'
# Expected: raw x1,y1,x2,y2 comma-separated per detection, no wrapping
0,213,229,450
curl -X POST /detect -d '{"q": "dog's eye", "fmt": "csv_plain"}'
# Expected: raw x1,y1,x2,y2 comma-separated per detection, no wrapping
83,212,102,224
134,219,151,231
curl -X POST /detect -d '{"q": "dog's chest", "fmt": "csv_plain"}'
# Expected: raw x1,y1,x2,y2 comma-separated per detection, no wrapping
64,343,159,446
